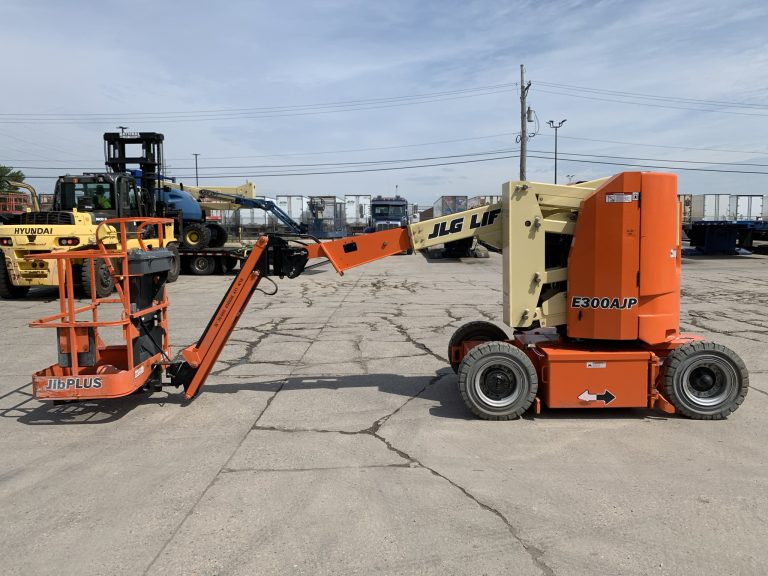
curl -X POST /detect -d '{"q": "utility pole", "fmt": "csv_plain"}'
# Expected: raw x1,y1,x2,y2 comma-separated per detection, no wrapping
547,119,566,184
519,65,532,181
193,153,200,186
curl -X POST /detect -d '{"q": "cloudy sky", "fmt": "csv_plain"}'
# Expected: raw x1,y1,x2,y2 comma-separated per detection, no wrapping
2,0,768,206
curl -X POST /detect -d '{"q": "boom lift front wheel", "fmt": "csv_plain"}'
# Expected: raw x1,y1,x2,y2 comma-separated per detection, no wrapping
662,342,748,419
458,341,538,420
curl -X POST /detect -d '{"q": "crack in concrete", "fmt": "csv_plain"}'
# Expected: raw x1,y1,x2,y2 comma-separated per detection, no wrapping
211,318,289,376
253,366,555,576
380,308,447,363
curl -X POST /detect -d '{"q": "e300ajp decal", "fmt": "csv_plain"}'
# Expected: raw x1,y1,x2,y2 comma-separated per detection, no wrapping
571,296,638,310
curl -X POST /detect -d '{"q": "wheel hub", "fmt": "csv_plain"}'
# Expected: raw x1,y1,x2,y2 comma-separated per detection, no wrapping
681,356,736,407
481,367,516,401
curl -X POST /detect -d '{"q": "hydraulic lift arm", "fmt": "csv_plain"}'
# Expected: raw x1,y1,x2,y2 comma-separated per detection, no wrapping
169,227,412,398
195,189,308,234
168,178,607,400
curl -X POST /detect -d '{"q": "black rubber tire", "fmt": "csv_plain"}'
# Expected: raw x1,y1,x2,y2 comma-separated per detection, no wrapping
0,254,29,299
181,222,211,250
206,223,228,248
223,256,239,273
188,255,216,276
458,341,538,420
448,320,509,373
166,242,181,283
81,258,114,298
662,341,748,420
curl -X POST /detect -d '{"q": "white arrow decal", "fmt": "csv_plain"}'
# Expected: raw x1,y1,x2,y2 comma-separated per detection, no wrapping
578,389,616,404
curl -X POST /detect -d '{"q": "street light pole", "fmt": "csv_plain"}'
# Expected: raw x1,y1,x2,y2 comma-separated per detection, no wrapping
193,153,200,186
547,119,566,184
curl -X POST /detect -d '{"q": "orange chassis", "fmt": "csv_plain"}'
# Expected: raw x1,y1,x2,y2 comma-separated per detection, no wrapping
451,335,706,415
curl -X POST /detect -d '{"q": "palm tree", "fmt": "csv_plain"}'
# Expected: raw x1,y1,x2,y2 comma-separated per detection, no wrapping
0,165,26,191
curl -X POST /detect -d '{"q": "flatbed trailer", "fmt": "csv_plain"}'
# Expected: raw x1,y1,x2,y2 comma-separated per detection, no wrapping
178,245,248,275
684,219,768,254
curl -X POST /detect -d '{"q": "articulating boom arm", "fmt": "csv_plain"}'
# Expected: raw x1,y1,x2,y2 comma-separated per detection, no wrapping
170,177,612,399
196,189,308,234
169,227,412,398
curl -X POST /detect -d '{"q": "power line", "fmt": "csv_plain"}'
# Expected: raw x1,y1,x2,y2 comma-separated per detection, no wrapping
23,149,768,180
0,84,518,125
536,81,768,110
17,145,768,173
534,87,768,118
0,83,518,117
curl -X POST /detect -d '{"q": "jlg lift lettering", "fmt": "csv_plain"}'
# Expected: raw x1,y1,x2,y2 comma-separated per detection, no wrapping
46,377,103,390
427,208,501,240
571,296,638,310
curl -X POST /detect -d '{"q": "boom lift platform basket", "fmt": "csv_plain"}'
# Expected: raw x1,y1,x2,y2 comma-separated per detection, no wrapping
28,173,750,420
30,218,174,400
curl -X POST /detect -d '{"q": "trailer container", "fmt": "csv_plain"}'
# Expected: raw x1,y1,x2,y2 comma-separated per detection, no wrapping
691,194,731,221
678,194,693,225
468,195,502,209
276,195,309,224
729,195,765,221
433,196,468,218
344,194,371,229
308,195,346,238
408,203,420,223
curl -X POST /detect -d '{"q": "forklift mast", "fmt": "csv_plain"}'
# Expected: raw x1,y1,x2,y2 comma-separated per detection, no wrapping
103,132,166,215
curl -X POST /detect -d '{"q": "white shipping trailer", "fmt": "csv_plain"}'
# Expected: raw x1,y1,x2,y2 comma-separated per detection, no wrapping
235,196,276,227
276,195,309,223
344,194,371,227
728,195,765,221
690,194,731,221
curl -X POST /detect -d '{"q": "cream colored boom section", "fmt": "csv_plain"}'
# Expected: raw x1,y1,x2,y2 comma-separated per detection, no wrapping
161,180,257,210
408,178,605,330
408,203,504,251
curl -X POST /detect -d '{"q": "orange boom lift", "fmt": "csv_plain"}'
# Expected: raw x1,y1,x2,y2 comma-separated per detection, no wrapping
30,172,749,419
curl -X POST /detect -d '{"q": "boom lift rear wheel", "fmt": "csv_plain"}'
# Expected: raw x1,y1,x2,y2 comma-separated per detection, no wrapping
662,342,748,419
458,341,538,420
206,222,228,248
448,321,509,373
